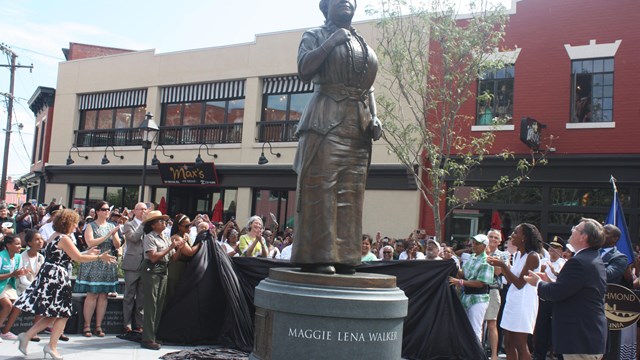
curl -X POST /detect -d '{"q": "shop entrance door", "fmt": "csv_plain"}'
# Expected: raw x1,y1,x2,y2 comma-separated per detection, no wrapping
167,187,220,219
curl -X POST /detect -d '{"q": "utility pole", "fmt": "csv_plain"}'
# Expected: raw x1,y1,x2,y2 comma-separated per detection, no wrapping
0,43,33,201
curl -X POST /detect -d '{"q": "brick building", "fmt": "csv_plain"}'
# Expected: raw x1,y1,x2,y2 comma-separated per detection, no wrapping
433,0,640,245
18,0,640,243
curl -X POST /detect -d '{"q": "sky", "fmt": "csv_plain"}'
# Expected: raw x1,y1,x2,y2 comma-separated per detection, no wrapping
0,0,512,179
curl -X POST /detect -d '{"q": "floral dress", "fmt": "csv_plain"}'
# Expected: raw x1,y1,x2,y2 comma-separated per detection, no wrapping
73,221,118,293
14,235,73,317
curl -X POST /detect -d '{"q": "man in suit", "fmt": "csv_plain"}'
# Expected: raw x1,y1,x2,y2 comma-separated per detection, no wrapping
525,218,607,360
600,224,629,360
121,202,148,333
601,224,628,284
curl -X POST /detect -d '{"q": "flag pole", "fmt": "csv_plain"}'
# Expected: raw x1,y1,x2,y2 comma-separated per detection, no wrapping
609,175,617,226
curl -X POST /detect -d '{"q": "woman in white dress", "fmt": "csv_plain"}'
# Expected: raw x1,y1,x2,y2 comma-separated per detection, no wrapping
488,223,542,360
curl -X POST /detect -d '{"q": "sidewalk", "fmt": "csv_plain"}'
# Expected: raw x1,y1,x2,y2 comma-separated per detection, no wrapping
0,334,202,360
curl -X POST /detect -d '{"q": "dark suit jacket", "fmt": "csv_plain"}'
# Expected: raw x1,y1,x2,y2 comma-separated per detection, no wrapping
601,247,628,284
537,247,607,355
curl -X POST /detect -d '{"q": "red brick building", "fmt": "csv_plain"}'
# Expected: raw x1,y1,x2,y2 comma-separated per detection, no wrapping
426,0,640,245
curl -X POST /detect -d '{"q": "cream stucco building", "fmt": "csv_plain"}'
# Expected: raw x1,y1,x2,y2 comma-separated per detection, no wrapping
35,21,419,237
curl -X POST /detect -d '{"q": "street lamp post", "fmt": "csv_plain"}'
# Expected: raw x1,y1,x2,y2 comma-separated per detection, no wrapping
139,112,159,202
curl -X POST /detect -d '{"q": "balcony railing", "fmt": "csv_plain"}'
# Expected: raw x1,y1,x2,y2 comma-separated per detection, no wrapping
75,124,243,148
158,123,243,145
256,120,299,143
75,128,142,147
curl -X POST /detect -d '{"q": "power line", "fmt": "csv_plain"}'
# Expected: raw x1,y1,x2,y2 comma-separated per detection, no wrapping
5,44,65,61
13,106,34,155
9,140,29,171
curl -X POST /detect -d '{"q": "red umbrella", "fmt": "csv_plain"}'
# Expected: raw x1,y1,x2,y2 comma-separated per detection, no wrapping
158,196,167,215
212,199,223,222
491,210,502,231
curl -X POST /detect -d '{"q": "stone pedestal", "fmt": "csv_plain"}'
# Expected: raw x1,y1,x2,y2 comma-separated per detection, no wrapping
250,268,408,360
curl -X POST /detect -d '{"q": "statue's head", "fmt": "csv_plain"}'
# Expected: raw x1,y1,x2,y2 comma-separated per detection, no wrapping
319,0,357,20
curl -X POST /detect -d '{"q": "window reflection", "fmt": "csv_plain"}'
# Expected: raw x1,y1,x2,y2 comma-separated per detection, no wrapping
262,93,312,122
477,65,515,125
80,106,146,130
550,187,629,207
162,99,245,126
571,58,614,123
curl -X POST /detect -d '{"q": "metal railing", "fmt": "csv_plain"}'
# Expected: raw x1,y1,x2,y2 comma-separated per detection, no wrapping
158,123,243,145
256,120,299,143
75,122,301,148
75,124,244,148
75,128,142,147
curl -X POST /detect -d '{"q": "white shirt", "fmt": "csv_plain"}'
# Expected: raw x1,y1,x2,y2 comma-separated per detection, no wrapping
39,222,55,240
278,245,292,260
222,242,239,257
399,251,425,260
268,246,280,259
542,257,566,281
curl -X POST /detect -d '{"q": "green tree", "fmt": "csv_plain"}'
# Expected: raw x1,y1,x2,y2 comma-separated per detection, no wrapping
369,0,549,241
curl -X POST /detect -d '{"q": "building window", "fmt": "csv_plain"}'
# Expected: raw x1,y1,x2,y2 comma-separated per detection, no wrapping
31,125,39,164
159,99,244,145
75,89,148,147
571,58,614,123
476,65,514,125
37,120,46,161
161,99,245,126
262,93,312,123
259,76,313,142
71,185,139,216
80,106,146,130
159,80,246,145
550,187,629,207
77,106,146,147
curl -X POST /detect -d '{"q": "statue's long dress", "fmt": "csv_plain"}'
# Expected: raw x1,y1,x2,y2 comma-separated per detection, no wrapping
292,23,378,267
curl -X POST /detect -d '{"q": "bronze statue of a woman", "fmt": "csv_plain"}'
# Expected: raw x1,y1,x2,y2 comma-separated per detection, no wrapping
292,0,382,275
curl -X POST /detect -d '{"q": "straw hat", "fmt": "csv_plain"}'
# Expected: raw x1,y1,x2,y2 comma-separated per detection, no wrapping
142,210,169,224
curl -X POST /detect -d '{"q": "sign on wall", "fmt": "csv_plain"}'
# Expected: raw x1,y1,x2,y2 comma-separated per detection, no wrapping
519,117,546,150
158,162,219,186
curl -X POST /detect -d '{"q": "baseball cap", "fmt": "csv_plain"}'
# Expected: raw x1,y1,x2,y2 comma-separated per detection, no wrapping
472,234,489,246
427,238,441,252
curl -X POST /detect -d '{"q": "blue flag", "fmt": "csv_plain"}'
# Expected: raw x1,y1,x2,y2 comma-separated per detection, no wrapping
605,193,634,265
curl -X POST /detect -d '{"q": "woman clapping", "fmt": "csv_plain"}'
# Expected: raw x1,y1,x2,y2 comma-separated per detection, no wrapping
238,216,267,257
14,209,116,359
73,200,121,338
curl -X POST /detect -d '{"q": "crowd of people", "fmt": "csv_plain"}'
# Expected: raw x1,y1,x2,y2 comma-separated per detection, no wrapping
1,199,640,359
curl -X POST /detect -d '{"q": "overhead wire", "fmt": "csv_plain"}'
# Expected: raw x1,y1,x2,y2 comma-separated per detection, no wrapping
5,44,65,61
13,104,35,155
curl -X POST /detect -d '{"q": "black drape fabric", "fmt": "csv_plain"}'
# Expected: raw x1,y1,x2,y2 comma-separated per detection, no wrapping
358,260,485,360
157,239,226,344
157,252,485,360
